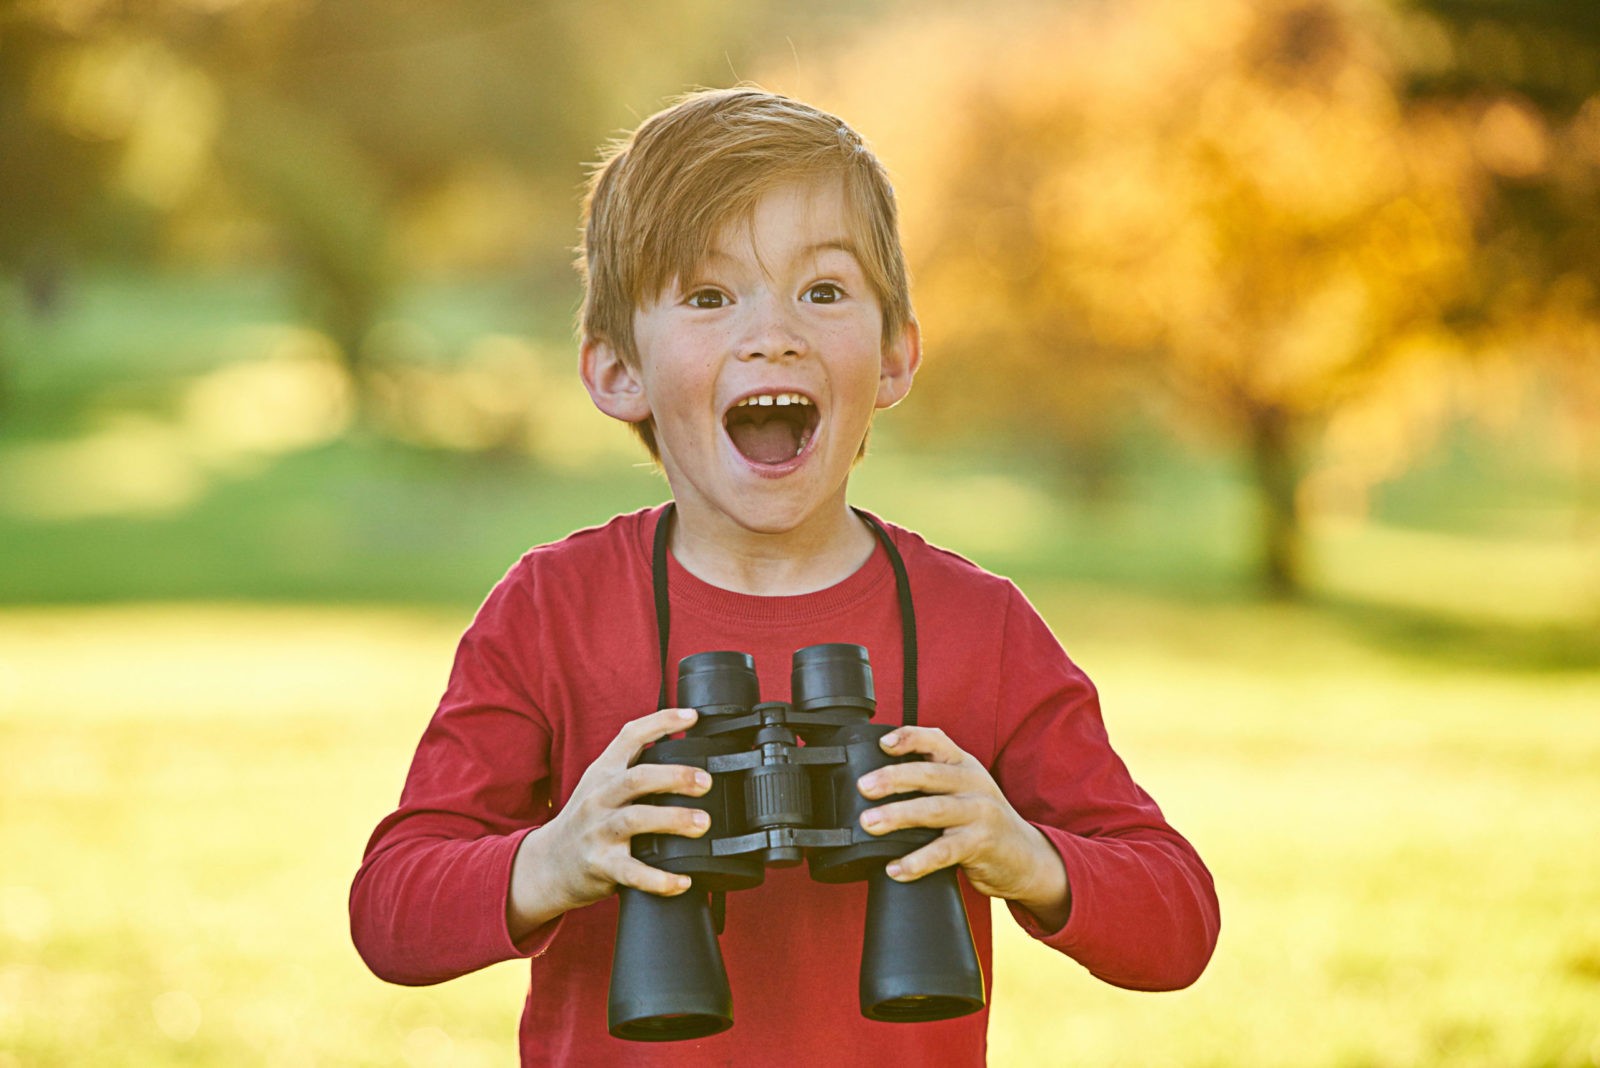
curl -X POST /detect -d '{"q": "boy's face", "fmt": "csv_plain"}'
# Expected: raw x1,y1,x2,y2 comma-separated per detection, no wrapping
584,178,919,540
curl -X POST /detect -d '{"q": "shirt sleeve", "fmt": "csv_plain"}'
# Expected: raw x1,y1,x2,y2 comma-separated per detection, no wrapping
349,560,562,985
989,584,1220,991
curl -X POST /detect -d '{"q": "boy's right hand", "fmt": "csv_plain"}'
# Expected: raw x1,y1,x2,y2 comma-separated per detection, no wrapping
507,707,711,939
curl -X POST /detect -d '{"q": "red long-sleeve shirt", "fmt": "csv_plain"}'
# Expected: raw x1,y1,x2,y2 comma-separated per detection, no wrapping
350,506,1218,1066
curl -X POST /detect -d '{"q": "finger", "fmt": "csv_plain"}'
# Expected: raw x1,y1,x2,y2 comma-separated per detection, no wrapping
610,856,694,897
613,802,712,840
859,794,973,835
878,726,967,764
604,707,698,766
884,835,966,882
857,761,971,800
613,762,713,804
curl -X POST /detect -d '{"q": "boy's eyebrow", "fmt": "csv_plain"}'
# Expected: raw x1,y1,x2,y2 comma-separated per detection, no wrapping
803,239,861,258
697,238,863,270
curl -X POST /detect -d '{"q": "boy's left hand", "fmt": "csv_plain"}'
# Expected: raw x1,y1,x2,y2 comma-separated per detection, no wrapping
856,727,1071,930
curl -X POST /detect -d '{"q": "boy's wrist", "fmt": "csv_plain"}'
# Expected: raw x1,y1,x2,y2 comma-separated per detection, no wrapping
1007,823,1072,931
506,823,582,940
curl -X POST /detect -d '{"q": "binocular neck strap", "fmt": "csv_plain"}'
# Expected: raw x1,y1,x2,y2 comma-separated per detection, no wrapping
651,502,920,728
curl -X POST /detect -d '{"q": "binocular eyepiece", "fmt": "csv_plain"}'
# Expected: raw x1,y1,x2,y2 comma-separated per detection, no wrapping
606,643,986,1041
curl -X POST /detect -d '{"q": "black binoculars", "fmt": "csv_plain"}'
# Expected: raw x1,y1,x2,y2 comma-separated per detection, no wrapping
607,643,985,1041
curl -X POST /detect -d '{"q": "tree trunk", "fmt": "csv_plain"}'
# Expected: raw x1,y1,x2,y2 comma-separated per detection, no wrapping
1247,403,1303,598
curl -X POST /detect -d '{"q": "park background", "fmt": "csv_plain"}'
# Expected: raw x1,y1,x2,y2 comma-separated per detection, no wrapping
2,0,1598,1064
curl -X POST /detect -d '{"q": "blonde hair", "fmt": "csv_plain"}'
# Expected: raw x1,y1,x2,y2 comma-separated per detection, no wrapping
578,87,913,458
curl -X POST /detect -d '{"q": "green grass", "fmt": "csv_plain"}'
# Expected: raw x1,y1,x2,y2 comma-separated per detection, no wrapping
1,598,1597,1067
0,437,665,604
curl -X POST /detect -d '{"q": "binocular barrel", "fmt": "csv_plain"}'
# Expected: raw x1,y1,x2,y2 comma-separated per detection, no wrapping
608,886,733,1042
606,644,985,1041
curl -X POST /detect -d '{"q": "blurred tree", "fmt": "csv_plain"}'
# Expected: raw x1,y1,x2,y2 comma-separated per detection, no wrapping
0,0,907,423
810,0,1477,596
1401,0,1600,533
0,9,125,405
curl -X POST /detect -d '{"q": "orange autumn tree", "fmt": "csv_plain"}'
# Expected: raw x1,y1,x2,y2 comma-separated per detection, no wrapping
1403,0,1600,536
806,0,1476,595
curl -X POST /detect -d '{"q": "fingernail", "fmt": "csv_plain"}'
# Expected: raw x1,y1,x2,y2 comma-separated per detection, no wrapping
676,875,692,892
886,862,904,880
692,811,710,828
858,773,880,796
676,707,697,721
881,732,900,748
694,771,712,789
861,810,882,829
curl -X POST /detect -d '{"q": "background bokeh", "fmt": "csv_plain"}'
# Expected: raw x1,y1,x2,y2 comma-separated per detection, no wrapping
2,0,1598,1065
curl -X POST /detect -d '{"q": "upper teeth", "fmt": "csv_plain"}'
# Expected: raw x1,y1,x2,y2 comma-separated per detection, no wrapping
735,393,811,407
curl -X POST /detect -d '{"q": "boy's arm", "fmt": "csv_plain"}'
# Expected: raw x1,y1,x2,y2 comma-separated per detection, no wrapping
348,699,550,985
857,584,1220,992
348,572,558,986
352,702,712,985
350,561,715,985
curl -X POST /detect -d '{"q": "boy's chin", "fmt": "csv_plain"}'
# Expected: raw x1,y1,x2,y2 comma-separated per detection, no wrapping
675,479,851,537
712,492,838,536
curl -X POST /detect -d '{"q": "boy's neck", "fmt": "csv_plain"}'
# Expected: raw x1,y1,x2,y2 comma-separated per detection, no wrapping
667,499,878,597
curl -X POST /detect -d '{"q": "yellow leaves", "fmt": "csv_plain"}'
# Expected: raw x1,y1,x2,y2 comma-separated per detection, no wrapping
397,160,550,274
1573,95,1600,170
901,3,1482,430
1474,98,1551,180
35,35,220,207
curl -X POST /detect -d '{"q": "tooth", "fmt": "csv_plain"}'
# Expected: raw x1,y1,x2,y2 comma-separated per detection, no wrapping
777,394,793,406
758,395,774,405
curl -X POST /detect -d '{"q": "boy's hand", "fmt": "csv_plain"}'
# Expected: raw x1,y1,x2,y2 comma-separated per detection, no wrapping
507,708,711,938
856,727,1072,930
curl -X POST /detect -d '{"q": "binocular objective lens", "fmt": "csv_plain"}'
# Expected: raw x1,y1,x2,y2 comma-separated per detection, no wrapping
869,994,968,1022
615,1013,728,1041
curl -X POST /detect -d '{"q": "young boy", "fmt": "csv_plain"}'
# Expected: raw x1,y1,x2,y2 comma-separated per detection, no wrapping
351,87,1219,1066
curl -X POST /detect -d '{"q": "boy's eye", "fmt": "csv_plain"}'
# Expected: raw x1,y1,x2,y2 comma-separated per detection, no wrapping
686,289,728,309
802,282,844,304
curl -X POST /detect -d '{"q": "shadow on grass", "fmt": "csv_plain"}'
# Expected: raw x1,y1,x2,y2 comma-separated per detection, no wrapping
1312,594,1600,674
0,438,666,608
5,430,1596,684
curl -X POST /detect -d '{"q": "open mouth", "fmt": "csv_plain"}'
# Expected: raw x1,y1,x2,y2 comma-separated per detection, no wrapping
723,392,819,466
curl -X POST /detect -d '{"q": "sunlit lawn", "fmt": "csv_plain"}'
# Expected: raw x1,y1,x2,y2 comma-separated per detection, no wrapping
3,583,1598,1067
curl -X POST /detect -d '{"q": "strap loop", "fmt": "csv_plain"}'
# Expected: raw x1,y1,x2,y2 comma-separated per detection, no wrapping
652,503,919,727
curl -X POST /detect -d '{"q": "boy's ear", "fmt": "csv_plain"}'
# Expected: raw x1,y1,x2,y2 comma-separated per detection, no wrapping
875,319,923,410
581,335,652,423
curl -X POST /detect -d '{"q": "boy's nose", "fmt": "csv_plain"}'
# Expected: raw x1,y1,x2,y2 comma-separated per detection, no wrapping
736,295,807,362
